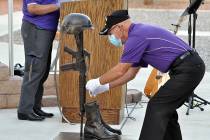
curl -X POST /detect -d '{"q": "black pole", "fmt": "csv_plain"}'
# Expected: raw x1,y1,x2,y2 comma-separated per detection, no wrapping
192,13,197,49
188,14,192,46
60,31,89,138
186,0,195,115
190,0,198,107
75,32,87,138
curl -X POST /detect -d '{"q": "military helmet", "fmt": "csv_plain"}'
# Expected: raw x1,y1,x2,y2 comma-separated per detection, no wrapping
61,13,93,34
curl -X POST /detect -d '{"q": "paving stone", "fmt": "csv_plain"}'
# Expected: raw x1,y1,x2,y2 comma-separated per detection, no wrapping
0,62,9,81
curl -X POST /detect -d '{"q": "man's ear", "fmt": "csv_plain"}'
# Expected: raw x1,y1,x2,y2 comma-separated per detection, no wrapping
118,24,126,40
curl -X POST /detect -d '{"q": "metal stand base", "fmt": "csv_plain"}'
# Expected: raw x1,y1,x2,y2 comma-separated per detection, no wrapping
54,132,89,140
54,132,131,140
185,94,210,115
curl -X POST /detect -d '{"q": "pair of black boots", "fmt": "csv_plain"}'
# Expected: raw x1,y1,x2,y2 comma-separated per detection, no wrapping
84,101,122,140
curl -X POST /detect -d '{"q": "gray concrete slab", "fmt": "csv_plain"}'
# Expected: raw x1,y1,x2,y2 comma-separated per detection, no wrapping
129,9,210,32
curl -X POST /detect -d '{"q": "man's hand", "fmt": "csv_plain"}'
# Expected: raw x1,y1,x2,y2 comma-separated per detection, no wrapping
86,78,109,97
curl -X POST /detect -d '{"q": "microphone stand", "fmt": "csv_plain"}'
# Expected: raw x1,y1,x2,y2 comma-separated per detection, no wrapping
184,0,210,115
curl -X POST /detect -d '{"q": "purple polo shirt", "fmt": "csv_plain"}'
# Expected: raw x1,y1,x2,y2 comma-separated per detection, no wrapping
22,0,59,31
120,23,192,73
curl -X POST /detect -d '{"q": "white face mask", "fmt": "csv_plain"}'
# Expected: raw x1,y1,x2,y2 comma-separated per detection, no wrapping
108,34,123,47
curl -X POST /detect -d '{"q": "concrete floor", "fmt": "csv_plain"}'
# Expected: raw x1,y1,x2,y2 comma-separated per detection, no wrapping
0,8,210,140
0,69,210,140
0,102,210,140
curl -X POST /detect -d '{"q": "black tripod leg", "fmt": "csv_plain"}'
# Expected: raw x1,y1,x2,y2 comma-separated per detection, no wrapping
194,94,210,105
186,96,193,115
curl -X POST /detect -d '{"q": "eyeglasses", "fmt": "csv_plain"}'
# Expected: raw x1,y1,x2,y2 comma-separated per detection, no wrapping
108,25,119,35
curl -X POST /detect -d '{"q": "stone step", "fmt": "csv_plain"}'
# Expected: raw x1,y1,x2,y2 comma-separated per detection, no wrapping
42,95,58,107
0,93,20,109
0,62,9,81
0,94,58,109
126,89,143,104
0,73,58,109
44,74,58,96
0,76,22,95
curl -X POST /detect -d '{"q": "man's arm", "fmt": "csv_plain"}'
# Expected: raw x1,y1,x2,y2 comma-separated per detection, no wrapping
27,4,59,15
86,65,140,97
99,63,132,85
109,67,140,88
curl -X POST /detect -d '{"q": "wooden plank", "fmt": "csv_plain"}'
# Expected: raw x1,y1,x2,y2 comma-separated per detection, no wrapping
62,107,123,124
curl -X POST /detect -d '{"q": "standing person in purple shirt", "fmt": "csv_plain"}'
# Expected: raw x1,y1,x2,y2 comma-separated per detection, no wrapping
18,0,65,121
86,10,205,140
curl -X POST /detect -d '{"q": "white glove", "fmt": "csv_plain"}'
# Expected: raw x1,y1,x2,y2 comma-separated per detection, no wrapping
92,84,109,96
86,78,109,97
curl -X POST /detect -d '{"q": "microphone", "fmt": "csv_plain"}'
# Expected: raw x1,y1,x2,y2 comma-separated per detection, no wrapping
182,0,204,16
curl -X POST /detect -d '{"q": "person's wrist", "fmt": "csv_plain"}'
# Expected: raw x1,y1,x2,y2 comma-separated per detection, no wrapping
96,77,109,90
96,78,102,86
104,83,110,90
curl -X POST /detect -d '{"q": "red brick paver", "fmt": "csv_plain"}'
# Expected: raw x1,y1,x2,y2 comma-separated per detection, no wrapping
0,0,22,15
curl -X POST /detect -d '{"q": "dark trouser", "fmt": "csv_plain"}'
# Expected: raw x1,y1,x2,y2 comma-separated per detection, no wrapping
139,51,205,140
18,20,56,114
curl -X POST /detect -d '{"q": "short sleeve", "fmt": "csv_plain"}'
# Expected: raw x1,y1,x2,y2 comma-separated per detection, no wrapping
26,0,42,4
120,36,148,65
132,60,148,68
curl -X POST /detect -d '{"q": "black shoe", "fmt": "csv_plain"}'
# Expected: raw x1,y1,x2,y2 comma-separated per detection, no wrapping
33,108,54,118
84,102,120,140
18,112,45,121
96,104,122,135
